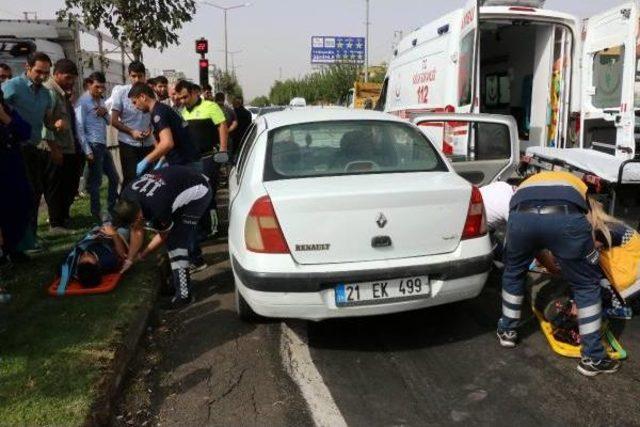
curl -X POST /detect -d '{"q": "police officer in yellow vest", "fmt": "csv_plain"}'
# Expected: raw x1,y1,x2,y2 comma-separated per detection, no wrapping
497,171,621,376
175,80,229,247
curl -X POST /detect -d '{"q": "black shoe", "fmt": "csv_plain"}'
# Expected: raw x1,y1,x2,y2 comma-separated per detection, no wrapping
497,330,518,348
189,261,208,274
577,357,620,377
160,294,195,311
159,281,175,296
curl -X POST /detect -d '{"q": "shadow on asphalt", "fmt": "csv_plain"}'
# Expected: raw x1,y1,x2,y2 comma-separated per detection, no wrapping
306,267,523,352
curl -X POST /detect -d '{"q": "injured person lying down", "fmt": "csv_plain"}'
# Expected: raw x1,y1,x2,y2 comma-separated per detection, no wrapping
60,223,131,288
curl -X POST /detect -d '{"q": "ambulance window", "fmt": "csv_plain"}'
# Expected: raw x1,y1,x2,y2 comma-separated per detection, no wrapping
592,45,625,109
458,30,475,106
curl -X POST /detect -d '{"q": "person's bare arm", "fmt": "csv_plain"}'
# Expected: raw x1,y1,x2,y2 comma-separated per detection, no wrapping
111,109,145,140
100,224,128,259
127,227,145,261
139,231,168,259
218,121,229,152
228,119,238,133
144,128,174,163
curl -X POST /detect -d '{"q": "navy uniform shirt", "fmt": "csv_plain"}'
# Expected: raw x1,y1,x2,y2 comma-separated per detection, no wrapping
122,166,210,232
150,102,199,166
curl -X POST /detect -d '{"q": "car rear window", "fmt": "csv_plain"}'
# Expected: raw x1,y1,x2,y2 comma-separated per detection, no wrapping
264,120,447,180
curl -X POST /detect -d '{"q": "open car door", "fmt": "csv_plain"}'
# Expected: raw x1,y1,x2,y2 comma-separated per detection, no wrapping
457,0,480,114
413,113,519,186
581,2,639,158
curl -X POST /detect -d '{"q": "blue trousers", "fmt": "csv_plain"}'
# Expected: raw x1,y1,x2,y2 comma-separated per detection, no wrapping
87,143,119,221
498,209,605,360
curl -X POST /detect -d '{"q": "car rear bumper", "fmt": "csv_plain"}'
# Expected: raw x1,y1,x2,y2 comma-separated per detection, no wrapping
235,271,490,321
232,237,493,320
232,253,493,293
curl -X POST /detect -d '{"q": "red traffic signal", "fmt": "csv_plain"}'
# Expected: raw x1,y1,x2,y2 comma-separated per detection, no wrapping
195,38,209,54
199,59,209,69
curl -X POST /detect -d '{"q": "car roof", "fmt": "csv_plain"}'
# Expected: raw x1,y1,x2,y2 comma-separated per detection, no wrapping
259,107,406,130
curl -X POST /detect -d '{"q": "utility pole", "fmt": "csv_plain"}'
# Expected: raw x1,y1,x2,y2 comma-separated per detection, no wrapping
200,1,252,75
223,9,228,74
365,0,370,82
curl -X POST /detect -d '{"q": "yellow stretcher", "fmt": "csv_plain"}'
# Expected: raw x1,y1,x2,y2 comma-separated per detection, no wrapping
532,307,627,360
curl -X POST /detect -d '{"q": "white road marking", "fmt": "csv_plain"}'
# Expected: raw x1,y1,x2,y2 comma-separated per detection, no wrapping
280,321,347,427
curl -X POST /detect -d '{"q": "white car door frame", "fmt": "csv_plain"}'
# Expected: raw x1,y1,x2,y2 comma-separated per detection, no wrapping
412,113,520,186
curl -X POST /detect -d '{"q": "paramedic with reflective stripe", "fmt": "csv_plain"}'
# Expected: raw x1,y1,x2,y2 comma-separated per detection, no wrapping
114,166,212,309
497,171,620,376
176,80,228,238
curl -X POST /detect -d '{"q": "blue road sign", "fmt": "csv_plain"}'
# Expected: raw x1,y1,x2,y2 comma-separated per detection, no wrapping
311,36,365,64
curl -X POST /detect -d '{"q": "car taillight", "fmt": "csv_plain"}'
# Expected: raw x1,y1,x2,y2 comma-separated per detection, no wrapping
462,186,487,240
245,196,290,253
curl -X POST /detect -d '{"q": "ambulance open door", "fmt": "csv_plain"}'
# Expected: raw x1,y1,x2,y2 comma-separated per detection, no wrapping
457,0,480,114
580,2,639,158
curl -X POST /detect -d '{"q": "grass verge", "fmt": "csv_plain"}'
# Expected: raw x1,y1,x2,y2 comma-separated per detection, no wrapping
0,192,158,425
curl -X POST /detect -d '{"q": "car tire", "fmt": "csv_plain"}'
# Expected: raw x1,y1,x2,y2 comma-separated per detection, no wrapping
235,283,260,322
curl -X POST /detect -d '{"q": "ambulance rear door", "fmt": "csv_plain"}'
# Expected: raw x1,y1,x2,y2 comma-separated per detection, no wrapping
457,0,480,114
581,2,639,158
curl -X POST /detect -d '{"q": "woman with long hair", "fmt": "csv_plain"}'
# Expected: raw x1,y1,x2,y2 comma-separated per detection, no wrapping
586,197,638,319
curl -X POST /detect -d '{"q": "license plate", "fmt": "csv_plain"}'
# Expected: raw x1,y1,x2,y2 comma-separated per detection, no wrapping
335,276,430,307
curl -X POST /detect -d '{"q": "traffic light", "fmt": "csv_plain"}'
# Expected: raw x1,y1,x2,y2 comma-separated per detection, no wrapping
195,38,208,55
199,58,209,87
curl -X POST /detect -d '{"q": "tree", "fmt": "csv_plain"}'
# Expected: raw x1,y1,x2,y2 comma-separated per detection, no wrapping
250,96,270,107
268,65,359,106
57,0,196,60
217,72,243,100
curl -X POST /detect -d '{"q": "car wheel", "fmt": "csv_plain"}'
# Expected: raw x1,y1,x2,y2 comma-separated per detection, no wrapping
235,283,260,322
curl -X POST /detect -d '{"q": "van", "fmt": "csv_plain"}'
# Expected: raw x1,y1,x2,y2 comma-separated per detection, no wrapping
377,0,640,164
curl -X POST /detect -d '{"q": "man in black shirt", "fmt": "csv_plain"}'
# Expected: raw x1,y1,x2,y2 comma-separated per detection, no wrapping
127,83,200,175
232,96,252,157
113,165,212,309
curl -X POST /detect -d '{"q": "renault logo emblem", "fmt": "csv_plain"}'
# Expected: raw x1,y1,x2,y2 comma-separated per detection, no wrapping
376,213,388,228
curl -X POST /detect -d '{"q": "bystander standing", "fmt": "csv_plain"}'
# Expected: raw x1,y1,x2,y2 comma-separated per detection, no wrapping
42,59,82,234
110,61,154,186
1,52,56,254
76,71,119,223
232,95,252,156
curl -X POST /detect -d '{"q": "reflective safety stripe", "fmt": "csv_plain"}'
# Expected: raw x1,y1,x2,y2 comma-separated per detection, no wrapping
502,290,524,305
170,260,190,270
579,318,601,335
502,305,521,319
168,248,189,259
578,302,601,319
517,171,588,198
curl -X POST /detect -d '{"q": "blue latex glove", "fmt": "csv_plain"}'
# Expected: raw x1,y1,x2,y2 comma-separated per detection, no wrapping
153,158,166,170
136,158,150,176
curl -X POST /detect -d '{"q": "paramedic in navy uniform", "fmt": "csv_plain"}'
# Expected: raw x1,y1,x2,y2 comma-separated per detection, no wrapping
127,82,200,174
112,165,212,309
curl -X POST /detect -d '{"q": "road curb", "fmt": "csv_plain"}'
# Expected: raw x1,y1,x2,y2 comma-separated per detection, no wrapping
82,270,161,427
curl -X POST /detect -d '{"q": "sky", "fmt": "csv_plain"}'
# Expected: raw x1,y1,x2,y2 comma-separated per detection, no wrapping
0,0,627,99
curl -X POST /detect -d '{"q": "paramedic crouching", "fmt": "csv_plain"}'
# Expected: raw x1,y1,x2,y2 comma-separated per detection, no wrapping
112,165,212,310
496,171,621,377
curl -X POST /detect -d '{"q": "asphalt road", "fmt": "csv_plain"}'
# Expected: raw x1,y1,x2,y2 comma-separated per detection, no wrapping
114,233,640,427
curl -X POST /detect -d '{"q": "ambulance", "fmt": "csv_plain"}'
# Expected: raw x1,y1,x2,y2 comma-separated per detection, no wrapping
376,0,640,217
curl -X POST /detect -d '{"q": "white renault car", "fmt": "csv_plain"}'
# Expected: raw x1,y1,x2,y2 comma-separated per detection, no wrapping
228,108,519,321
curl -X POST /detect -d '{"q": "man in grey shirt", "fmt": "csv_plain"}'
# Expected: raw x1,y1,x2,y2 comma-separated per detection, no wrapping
110,61,154,185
